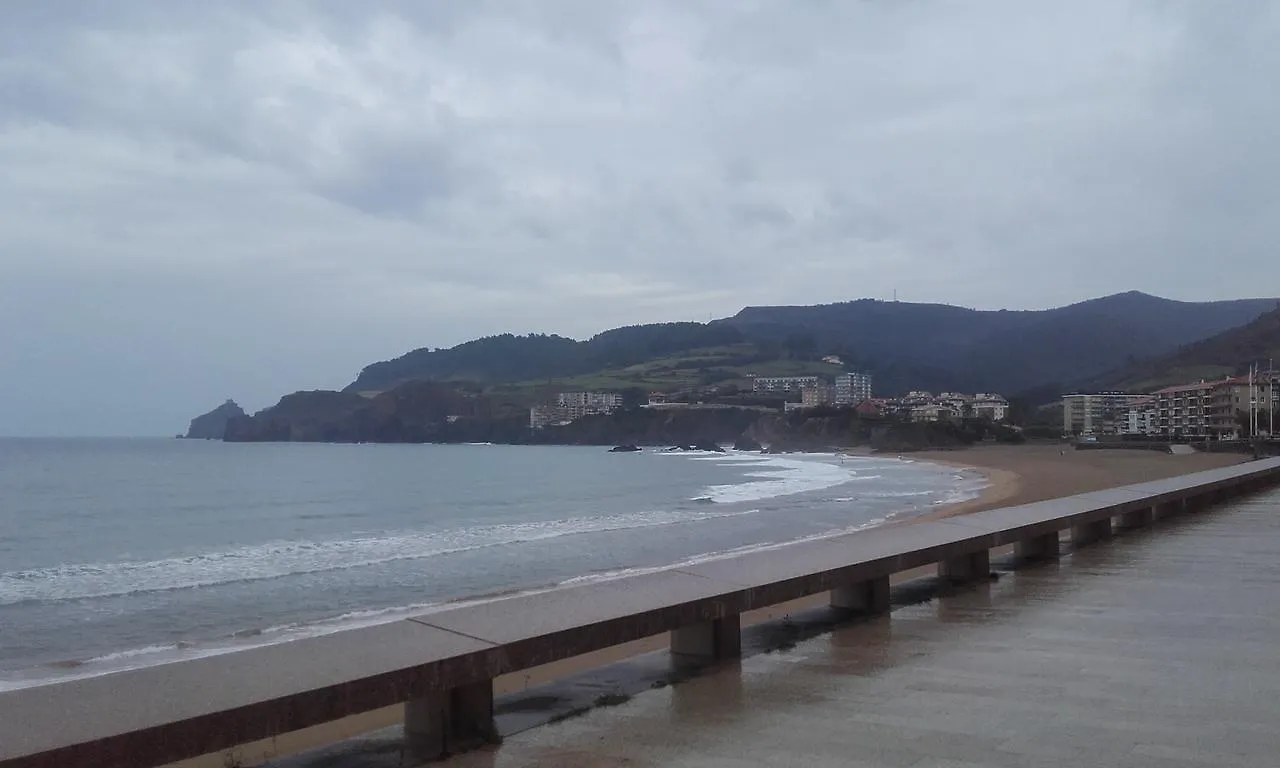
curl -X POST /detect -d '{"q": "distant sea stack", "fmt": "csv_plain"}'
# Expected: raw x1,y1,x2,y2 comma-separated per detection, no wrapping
184,399,247,439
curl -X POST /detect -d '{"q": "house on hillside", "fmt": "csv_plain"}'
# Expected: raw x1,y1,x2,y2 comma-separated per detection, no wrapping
751,376,820,394
854,400,885,418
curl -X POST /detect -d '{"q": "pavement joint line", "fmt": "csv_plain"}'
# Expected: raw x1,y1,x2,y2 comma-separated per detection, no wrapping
404,617,500,647
669,567,754,587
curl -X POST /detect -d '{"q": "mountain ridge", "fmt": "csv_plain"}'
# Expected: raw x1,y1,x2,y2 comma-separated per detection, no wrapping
1091,305,1280,391
347,292,1279,398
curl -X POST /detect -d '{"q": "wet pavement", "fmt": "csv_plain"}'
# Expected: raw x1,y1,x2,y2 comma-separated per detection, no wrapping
439,489,1280,768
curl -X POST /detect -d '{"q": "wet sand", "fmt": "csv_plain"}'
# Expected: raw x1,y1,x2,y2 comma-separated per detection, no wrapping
913,442,1247,519
171,444,1250,767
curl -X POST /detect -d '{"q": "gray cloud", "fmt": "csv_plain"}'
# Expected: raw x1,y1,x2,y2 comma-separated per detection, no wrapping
1,0,1278,435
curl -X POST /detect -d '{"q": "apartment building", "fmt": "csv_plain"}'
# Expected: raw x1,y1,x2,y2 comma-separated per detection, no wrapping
557,392,622,410
833,372,873,405
910,403,955,422
1122,397,1157,435
1061,393,1150,435
1205,375,1278,438
1150,382,1215,438
751,376,820,394
971,394,1010,421
801,385,833,408
531,391,623,428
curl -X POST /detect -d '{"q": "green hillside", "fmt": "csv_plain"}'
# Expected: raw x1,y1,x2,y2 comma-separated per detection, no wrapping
1094,306,1280,391
346,293,1280,398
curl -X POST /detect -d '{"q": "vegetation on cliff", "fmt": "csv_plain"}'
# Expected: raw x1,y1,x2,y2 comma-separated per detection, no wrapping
345,293,1278,399
206,293,1280,444
184,399,246,439
348,323,746,393
223,379,1023,452
1092,305,1280,392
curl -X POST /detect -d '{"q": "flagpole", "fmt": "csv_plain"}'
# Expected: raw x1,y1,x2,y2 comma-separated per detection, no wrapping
1248,363,1255,438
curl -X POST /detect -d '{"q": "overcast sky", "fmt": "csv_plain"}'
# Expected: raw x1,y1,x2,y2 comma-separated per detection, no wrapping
2,1,1277,436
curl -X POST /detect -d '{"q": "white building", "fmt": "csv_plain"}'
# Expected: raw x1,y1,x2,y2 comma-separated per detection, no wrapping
751,376,820,394
910,404,955,422
1122,398,1158,435
1062,393,1149,435
532,392,623,429
834,372,873,405
971,394,1009,421
557,392,622,410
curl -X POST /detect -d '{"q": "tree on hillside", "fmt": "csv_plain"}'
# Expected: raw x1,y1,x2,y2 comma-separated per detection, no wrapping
783,331,818,360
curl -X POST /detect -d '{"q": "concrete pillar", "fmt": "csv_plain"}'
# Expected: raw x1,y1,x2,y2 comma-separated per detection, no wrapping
831,575,891,614
670,614,742,660
1118,507,1154,530
405,680,497,761
1014,532,1060,561
1072,518,1112,546
938,549,990,583
1152,501,1177,520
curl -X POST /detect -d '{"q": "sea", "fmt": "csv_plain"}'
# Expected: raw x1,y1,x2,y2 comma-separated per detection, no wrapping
0,438,985,691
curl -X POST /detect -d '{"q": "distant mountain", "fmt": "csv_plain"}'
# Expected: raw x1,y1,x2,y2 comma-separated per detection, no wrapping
206,292,1280,443
348,292,1278,398
1091,305,1280,392
719,292,1280,396
183,399,246,439
347,323,745,393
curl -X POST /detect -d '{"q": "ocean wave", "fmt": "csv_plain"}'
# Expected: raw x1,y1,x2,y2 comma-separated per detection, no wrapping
690,455,867,504
0,506,761,606
1,511,905,691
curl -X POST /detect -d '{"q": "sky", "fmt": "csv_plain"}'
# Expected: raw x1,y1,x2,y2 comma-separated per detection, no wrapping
1,1,1278,436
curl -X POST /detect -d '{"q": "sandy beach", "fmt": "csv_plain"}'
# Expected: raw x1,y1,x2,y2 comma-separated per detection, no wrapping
169,444,1251,767
914,442,1248,518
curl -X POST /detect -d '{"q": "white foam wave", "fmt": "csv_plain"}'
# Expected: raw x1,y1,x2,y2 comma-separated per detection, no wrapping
0,507,760,605
559,516,894,588
691,455,866,504
932,487,984,506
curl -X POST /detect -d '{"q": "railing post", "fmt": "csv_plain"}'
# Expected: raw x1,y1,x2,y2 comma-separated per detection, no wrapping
1072,517,1112,546
670,614,742,661
938,549,990,583
1118,507,1154,530
405,681,497,761
830,575,891,614
1015,531,1060,561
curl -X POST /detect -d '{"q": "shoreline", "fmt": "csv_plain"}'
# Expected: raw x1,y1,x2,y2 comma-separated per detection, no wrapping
101,447,1260,766
163,450,1015,767
2,449,963,693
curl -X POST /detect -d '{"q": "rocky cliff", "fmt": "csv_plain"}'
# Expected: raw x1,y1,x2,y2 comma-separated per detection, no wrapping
213,379,1023,452
184,399,247,439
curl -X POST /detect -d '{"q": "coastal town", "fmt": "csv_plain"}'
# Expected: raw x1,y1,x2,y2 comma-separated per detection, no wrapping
529,365,1280,444
1064,366,1279,440
529,371,1010,430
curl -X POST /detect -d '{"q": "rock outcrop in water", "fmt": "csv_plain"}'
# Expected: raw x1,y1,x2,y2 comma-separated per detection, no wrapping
184,400,247,439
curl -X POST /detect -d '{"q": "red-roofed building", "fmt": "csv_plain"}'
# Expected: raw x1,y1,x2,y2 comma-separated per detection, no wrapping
854,399,886,418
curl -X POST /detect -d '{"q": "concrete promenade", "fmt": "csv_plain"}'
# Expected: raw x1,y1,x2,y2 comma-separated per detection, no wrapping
451,485,1280,768
2,458,1279,768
